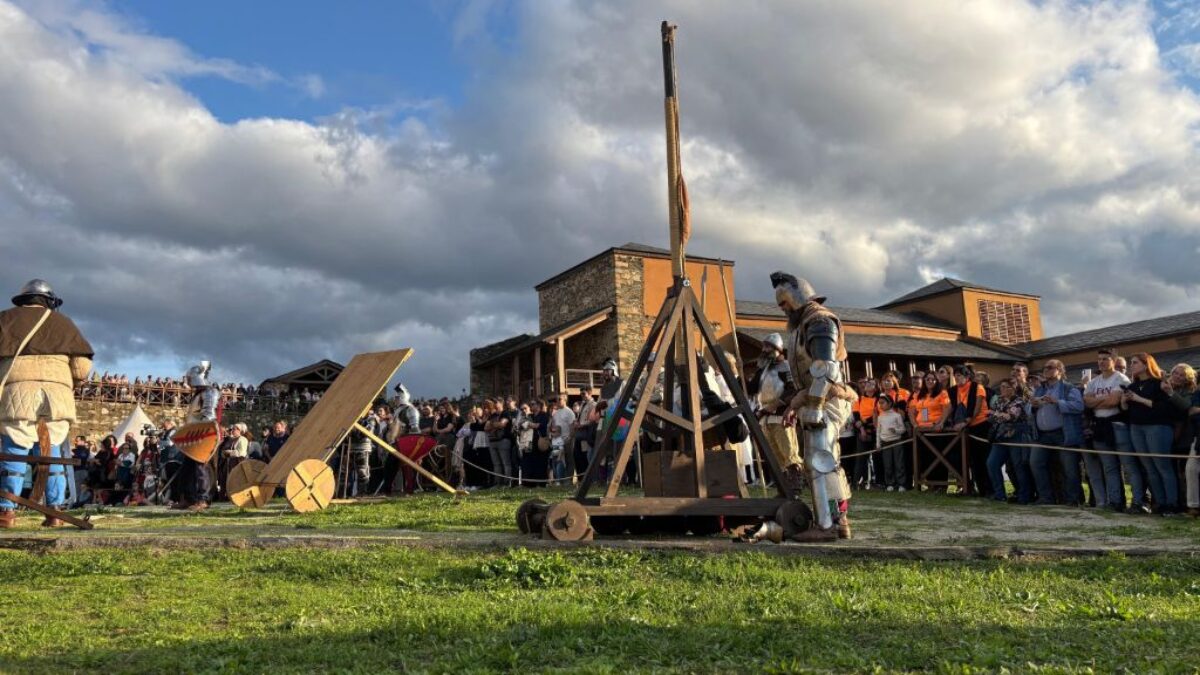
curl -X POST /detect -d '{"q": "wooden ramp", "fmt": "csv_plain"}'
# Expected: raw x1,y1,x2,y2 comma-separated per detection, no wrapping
237,348,463,512
259,349,412,488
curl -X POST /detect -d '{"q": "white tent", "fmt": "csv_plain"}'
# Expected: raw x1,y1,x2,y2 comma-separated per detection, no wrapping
112,404,155,448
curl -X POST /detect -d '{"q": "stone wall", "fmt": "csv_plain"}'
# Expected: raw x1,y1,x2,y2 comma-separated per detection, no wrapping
537,253,617,332
612,253,647,376
71,399,304,441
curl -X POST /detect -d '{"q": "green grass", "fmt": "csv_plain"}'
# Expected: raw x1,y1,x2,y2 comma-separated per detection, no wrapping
0,546,1198,673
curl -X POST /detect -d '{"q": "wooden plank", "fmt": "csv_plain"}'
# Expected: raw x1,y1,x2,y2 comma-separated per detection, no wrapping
0,491,92,529
573,291,675,499
579,496,783,517
688,292,794,499
555,340,565,396
353,423,464,496
605,295,686,498
260,349,412,486
682,305,708,498
645,404,694,432
698,406,740,433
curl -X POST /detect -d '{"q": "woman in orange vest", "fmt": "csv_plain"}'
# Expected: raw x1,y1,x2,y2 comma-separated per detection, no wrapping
852,378,879,489
879,371,910,414
950,364,991,496
910,371,950,491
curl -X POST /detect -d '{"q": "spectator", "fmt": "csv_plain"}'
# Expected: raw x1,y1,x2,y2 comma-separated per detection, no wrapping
486,399,514,487
263,421,289,462
878,371,909,414
910,371,949,491
466,404,493,489
948,364,991,497
987,378,1033,503
1121,353,1180,514
550,395,576,484
875,395,907,492
1184,376,1200,517
851,378,878,489
1083,348,1131,512
1031,359,1085,506
574,387,598,477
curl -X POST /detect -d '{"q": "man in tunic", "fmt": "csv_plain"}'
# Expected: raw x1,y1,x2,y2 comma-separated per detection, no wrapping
0,280,93,528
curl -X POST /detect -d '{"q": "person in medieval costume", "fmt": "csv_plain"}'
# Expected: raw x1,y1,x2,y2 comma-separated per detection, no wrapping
747,332,804,489
171,361,220,511
381,384,420,494
0,280,93,528
771,272,856,540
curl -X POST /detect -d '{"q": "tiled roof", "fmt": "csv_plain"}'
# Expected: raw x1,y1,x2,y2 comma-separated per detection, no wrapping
1020,310,1200,357
470,306,615,367
877,277,1038,308
735,300,958,331
737,328,1018,361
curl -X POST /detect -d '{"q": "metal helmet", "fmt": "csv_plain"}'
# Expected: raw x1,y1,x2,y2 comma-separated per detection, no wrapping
769,271,826,307
602,358,619,378
393,383,411,405
186,361,212,388
11,278,63,309
762,332,784,353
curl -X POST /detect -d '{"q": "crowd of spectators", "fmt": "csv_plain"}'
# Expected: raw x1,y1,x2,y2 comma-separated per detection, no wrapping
74,372,322,412
841,349,1200,517
53,347,1200,519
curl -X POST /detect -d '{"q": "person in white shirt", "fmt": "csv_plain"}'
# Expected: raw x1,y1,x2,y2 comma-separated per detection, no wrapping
874,396,908,491
548,396,576,484
1083,348,1135,512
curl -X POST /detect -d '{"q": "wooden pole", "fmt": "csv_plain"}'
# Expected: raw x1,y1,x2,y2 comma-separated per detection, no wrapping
662,21,684,279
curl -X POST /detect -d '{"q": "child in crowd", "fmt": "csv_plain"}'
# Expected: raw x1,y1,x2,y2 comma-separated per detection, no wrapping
875,395,908,492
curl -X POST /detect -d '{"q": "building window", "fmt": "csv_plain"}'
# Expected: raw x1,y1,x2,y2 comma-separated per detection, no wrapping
978,299,1032,345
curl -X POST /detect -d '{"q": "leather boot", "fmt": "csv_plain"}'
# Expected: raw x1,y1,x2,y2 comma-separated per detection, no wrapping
41,516,64,528
0,509,14,529
837,516,852,540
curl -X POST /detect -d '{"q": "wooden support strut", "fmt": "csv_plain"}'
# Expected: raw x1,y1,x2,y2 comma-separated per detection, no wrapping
0,491,92,530
352,423,466,497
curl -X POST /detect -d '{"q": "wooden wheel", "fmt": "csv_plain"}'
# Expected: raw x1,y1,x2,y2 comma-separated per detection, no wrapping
285,459,336,513
516,497,547,534
541,500,592,541
227,459,270,509
775,500,813,538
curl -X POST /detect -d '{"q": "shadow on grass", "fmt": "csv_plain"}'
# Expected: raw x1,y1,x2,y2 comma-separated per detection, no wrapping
3,612,1196,673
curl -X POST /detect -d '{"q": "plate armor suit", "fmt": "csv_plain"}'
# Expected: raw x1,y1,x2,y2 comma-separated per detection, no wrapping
747,333,803,485
771,272,855,539
0,280,93,527
172,361,219,510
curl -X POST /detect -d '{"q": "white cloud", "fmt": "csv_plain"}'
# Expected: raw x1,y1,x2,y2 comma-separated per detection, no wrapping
0,0,1199,393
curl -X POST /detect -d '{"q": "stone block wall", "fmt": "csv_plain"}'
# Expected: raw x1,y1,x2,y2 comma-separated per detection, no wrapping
612,253,647,376
71,399,304,442
537,253,617,332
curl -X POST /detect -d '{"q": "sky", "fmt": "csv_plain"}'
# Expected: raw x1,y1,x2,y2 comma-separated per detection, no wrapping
0,0,1198,396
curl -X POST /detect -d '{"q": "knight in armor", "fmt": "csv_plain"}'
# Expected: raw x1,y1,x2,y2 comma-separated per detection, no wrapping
171,361,220,511
0,280,93,528
380,384,420,494
771,272,856,540
747,333,803,489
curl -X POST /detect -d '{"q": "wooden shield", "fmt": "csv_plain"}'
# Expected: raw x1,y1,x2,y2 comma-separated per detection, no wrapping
174,421,222,464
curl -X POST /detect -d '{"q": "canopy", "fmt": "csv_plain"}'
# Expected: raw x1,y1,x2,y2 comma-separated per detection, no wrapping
112,404,155,448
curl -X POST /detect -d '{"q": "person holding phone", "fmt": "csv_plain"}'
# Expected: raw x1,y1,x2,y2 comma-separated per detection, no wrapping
1083,348,1132,512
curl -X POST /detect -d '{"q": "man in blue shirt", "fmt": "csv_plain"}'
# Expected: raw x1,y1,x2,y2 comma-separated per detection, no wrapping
1031,360,1085,505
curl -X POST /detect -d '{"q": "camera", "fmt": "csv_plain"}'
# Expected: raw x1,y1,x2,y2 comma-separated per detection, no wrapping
141,423,162,439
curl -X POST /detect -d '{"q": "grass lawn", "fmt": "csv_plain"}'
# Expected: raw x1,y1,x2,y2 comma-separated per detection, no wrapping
1,546,1198,673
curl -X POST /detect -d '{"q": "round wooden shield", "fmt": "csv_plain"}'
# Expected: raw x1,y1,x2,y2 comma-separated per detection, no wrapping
174,421,222,464
285,459,335,513
227,459,270,509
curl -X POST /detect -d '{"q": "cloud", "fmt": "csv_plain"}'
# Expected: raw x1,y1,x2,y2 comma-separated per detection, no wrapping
0,0,1198,394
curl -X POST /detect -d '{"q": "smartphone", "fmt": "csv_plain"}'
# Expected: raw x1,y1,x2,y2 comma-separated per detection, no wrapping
1081,368,1093,381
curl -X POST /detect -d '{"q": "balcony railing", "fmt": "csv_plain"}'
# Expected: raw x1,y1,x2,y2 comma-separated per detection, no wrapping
73,383,319,415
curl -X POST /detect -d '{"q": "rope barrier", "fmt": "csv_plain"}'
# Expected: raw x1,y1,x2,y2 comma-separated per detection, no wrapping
967,434,1192,461
838,438,911,460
